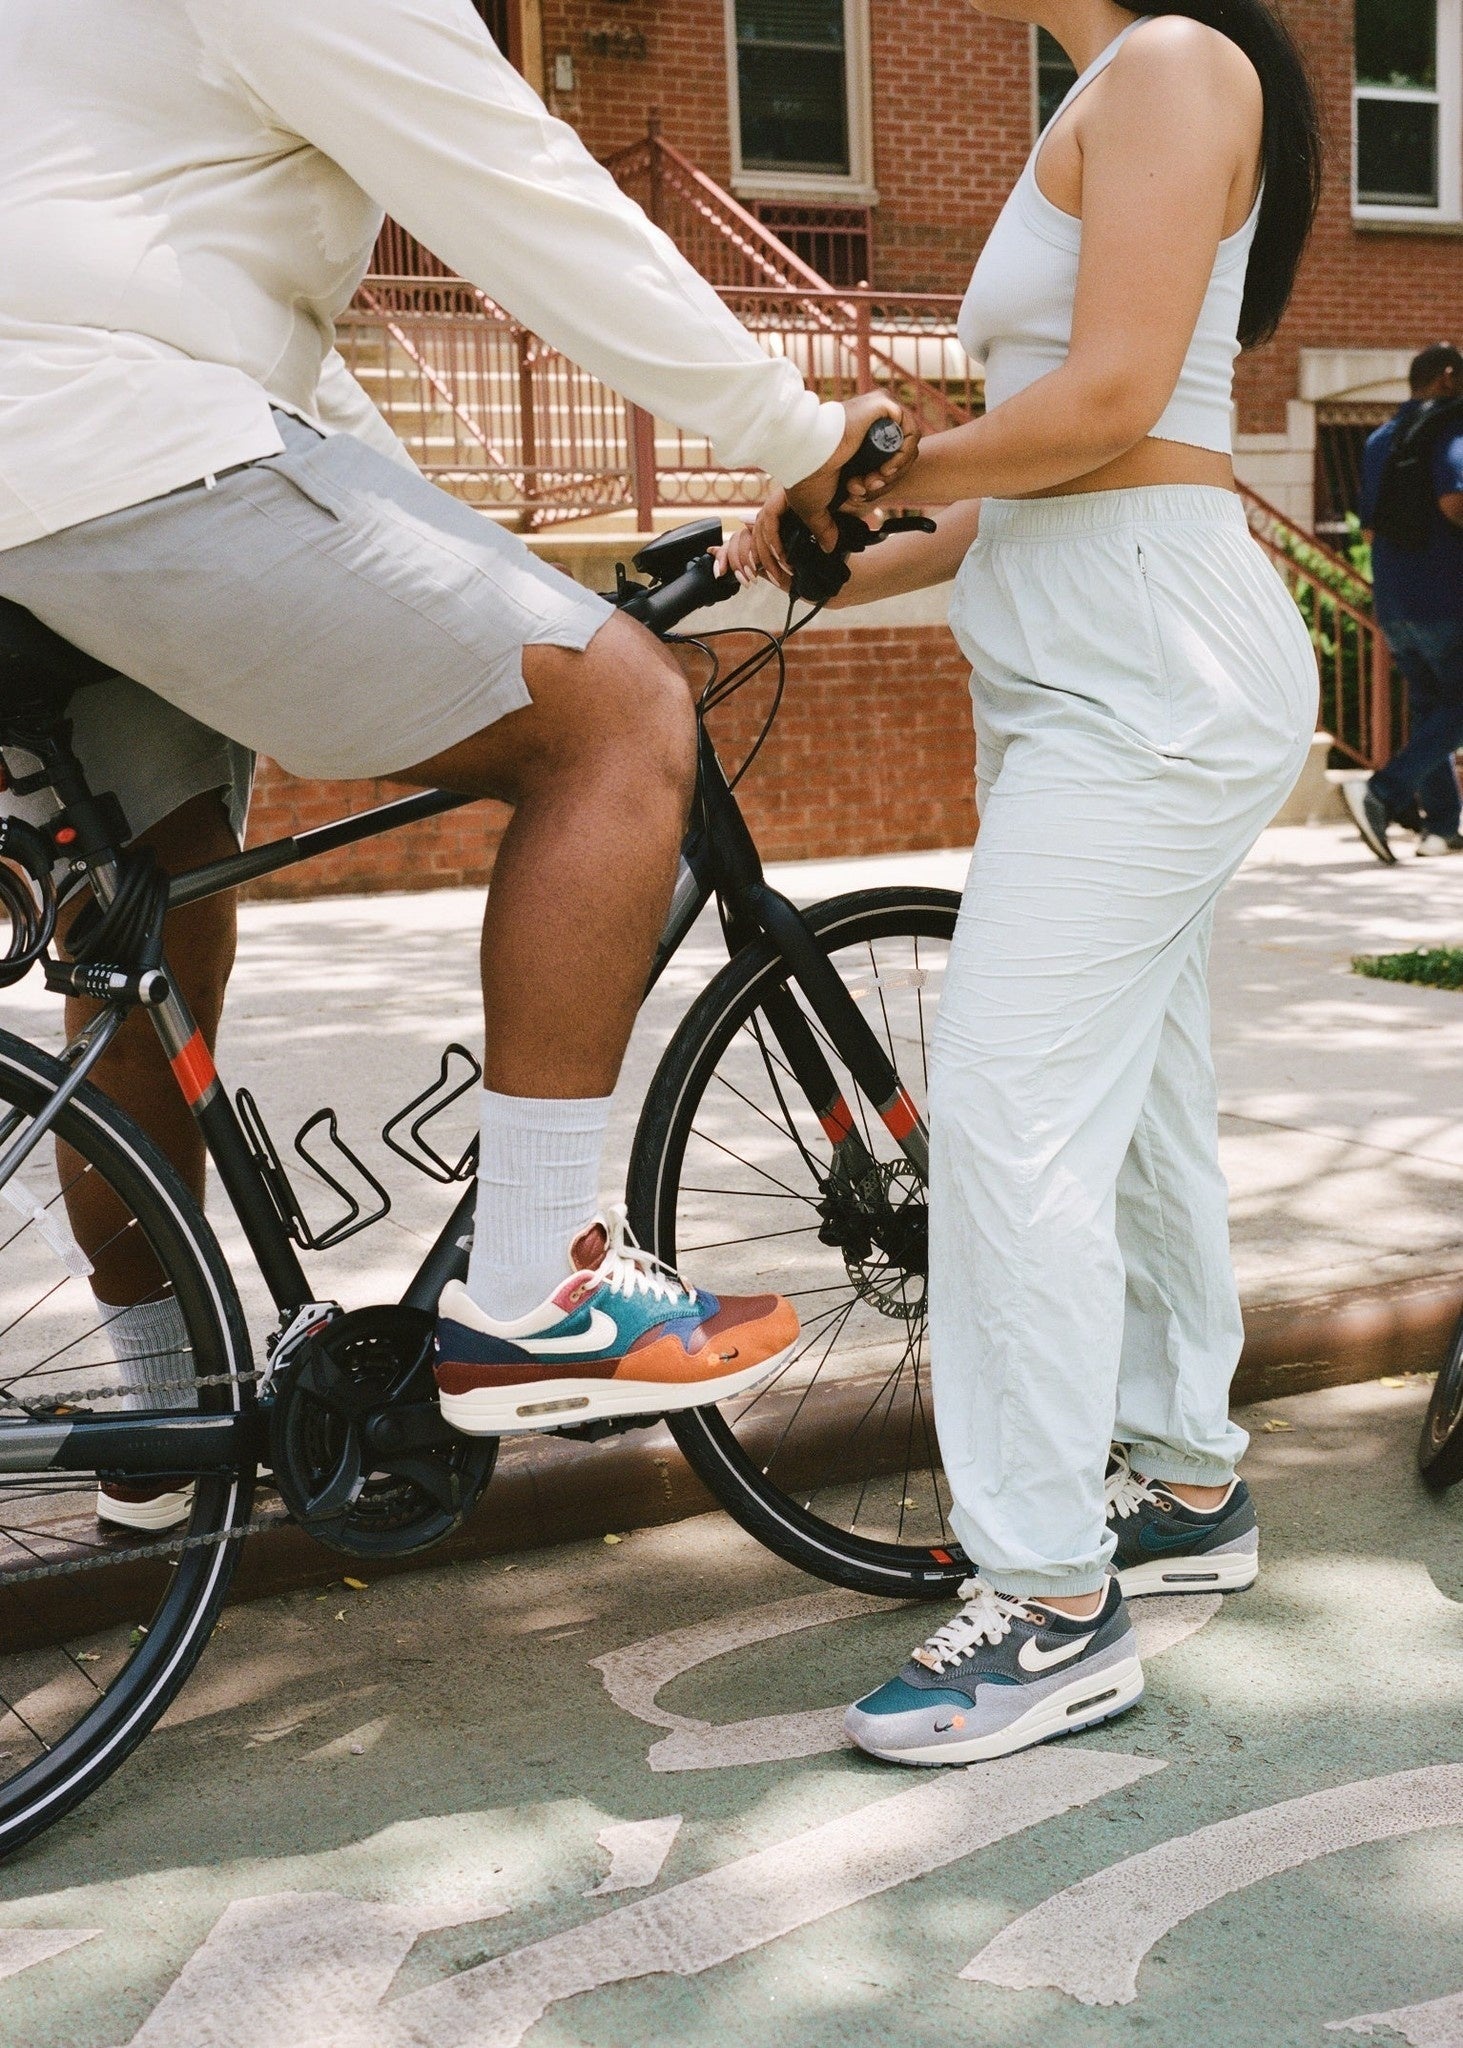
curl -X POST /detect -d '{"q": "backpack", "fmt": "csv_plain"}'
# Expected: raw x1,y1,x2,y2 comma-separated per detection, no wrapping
1372,395,1463,553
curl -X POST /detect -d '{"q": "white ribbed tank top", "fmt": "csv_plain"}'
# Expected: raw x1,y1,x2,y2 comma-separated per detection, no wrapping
957,16,1260,455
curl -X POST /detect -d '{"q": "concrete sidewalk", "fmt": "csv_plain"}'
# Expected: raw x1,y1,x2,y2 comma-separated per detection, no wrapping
6,818,1458,1332
0,1375,1458,2048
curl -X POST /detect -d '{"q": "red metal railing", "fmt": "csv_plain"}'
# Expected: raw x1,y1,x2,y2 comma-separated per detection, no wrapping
602,126,831,293
752,203,874,289
340,276,973,527
355,129,1395,765
1241,485,1395,767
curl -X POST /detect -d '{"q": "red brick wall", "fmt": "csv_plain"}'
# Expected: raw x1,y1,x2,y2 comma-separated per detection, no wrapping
242,624,976,897
1235,2,1463,432
544,0,1462,427
541,0,1028,291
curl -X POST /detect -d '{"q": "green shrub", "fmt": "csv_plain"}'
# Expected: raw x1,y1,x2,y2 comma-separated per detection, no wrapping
1353,948,1463,990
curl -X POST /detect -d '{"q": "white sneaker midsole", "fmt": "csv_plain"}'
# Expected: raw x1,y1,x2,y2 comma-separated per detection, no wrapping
1116,1548,1258,1596
438,1343,795,1437
856,1654,1145,1767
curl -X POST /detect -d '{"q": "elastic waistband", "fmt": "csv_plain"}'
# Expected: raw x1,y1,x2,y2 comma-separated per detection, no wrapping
976,485,1248,542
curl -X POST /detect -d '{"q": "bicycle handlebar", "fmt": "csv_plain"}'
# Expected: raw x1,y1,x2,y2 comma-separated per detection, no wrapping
614,419,922,636
616,550,740,636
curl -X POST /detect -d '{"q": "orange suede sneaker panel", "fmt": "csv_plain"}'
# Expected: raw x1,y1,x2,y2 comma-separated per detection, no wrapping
618,1296,798,1384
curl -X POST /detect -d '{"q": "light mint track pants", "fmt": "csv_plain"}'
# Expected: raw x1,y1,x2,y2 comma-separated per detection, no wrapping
931,487,1318,1598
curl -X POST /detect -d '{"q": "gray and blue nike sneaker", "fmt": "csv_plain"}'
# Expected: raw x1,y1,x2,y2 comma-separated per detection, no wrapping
1105,1448,1259,1596
844,1576,1142,1766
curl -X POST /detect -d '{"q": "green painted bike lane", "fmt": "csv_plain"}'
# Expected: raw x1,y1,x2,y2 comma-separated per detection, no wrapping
1,1376,1459,2048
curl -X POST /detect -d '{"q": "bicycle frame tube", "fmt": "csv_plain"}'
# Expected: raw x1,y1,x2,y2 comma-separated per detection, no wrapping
690,730,930,1179
140,701,926,1328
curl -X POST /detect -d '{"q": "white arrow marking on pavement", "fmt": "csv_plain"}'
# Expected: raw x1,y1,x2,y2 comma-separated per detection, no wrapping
1129,1592,1223,1661
584,1816,683,1896
0,1926,98,1983
118,1890,458,2048
1327,1988,1463,2046
591,1587,902,1730
963,1762,1463,2008
597,1586,1220,1772
303,1746,1163,2048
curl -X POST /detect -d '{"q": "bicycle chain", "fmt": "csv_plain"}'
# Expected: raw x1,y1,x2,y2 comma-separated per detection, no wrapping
1,1368,264,1416
0,1511,278,1585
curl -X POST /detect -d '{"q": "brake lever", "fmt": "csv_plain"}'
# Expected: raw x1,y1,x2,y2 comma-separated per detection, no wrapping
871,512,938,539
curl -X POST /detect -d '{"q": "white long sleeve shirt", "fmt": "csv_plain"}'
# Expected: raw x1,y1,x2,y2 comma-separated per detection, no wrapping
0,0,843,550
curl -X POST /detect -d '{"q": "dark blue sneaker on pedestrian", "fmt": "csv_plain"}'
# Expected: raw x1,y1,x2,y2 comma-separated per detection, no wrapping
844,1576,1141,1766
1104,1449,1259,1596
1342,778,1396,864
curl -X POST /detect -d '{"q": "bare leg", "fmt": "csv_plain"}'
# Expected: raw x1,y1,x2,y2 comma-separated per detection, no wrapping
393,613,696,1097
58,791,238,1303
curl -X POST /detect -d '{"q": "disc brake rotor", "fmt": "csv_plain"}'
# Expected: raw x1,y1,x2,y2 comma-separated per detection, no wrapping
817,1158,928,1322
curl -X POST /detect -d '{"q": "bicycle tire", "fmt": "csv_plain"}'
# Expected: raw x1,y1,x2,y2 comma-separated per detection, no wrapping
0,1027,254,1859
1419,1306,1463,1492
627,887,968,1601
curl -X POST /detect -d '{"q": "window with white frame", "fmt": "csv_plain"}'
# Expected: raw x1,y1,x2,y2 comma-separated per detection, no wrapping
1354,0,1463,220
726,0,873,198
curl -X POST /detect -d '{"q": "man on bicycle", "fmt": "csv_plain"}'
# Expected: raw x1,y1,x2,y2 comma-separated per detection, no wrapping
0,0,911,1524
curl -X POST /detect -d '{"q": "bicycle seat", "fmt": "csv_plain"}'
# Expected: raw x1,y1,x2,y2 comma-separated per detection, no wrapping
0,597,115,742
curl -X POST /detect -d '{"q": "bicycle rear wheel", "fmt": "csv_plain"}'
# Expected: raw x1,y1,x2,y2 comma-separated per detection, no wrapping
627,887,968,1600
0,1027,254,1858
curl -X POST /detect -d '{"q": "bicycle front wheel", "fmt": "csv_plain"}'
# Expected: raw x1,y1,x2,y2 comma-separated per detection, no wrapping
628,886,968,1600
1419,1308,1463,1492
0,1028,255,1859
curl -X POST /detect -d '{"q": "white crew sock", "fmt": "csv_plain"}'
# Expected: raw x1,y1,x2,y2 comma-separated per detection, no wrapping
466,1089,611,1320
100,1294,194,1410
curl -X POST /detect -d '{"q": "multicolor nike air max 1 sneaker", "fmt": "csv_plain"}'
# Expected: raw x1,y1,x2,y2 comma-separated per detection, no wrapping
1104,1447,1259,1596
434,1206,799,1436
845,1576,1142,1765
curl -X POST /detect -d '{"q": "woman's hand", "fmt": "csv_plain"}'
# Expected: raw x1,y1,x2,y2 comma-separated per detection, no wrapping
714,497,983,608
711,516,759,587
713,491,795,592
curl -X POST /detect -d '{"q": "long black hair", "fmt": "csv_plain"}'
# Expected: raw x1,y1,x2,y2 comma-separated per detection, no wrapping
1141,0,1323,346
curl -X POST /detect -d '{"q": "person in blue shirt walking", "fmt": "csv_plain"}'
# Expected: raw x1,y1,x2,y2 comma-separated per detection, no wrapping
1346,343,1463,862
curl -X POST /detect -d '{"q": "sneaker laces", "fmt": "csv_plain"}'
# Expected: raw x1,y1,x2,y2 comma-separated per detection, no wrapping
1104,1447,1163,1523
911,1579,1035,1674
587,1203,698,1311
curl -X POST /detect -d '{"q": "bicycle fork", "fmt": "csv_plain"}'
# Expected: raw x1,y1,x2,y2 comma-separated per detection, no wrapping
697,734,929,1184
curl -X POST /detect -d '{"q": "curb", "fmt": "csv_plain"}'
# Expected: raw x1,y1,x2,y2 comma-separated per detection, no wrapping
223,1267,1459,1604
35,1268,1456,1641
1236,1269,1461,1401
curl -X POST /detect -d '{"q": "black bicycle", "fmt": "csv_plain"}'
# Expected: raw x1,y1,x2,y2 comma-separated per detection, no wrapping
0,436,973,1854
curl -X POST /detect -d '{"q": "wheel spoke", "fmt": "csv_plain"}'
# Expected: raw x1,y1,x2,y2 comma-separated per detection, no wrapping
641,894,958,1594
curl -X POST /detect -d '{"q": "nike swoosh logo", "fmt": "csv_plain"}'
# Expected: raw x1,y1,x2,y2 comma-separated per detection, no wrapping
1138,1522,1211,1554
1017,1633,1094,1674
515,1308,621,1358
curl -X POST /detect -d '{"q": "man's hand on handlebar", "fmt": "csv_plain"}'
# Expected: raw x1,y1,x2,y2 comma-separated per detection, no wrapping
785,394,920,554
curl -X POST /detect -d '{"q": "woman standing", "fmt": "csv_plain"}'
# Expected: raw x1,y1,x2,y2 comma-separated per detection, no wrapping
722,0,1321,1762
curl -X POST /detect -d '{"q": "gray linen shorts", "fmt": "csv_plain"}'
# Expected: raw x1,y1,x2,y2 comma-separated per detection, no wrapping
0,413,613,842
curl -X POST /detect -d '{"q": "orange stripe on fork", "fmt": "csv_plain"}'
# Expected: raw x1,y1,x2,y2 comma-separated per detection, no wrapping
170,1030,217,1107
880,1086,920,1144
818,1093,856,1146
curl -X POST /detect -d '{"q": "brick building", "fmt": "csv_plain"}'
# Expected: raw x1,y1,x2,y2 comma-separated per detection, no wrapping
248,0,1462,893
504,0,1463,535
